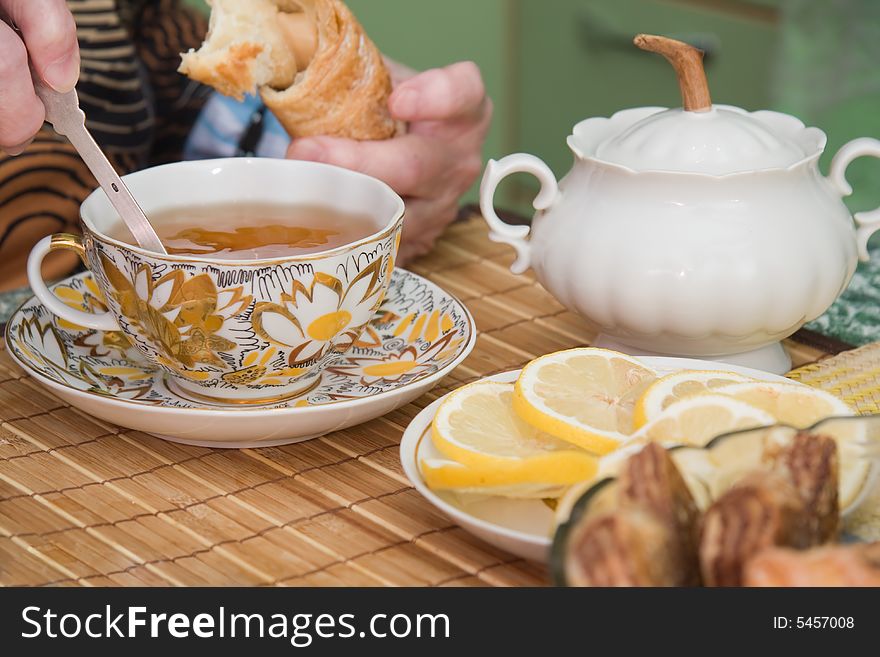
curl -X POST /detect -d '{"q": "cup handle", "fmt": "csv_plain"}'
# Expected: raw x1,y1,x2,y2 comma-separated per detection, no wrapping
27,234,120,331
829,137,880,262
479,153,559,274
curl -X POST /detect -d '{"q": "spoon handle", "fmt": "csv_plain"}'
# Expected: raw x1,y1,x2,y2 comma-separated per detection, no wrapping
33,82,168,255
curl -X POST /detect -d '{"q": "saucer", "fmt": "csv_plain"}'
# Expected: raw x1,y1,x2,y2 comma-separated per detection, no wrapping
399,360,791,563
6,269,475,448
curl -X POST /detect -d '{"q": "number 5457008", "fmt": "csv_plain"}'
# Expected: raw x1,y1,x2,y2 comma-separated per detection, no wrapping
796,617,854,629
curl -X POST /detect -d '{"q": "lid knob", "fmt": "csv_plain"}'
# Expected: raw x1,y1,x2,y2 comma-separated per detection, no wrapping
634,34,712,113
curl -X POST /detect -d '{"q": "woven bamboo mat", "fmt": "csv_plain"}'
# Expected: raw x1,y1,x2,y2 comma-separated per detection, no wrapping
788,342,880,414
0,216,862,587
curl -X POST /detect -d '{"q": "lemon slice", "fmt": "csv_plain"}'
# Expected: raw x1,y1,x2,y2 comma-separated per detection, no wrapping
630,394,776,447
419,457,589,499
512,348,657,454
430,381,599,481
718,382,854,427
633,370,756,429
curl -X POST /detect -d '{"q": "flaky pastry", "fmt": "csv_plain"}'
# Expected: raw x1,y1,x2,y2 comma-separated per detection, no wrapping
179,0,396,140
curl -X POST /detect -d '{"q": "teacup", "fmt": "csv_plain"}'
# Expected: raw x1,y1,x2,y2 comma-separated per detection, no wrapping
27,158,404,405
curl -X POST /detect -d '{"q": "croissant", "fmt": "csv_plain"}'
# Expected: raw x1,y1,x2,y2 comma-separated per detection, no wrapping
179,0,396,140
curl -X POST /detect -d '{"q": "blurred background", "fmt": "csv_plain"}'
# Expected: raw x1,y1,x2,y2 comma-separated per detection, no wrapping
186,0,880,215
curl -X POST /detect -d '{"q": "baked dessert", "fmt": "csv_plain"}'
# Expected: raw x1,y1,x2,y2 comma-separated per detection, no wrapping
565,444,702,586
179,0,396,140
745,543,880,587
771,432,840,544
699,471,811,587
560,432,866,587
699,431,843,586
618,443,702,585
178,0,299,99
566,508,687,587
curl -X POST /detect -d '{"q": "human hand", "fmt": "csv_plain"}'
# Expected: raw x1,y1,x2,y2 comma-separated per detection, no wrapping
287,60,492,264
0,0,79,154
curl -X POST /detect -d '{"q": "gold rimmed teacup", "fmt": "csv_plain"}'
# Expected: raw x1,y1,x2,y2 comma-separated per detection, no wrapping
27,158,404,404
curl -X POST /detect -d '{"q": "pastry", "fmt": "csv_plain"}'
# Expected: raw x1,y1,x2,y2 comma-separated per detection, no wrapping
566,508,687,587
699,471,811,587
566,444,702,586
179,0,396,140
562,434,853,587
618,443,702,585
771,432,840,544
745,543,880,587
699,432,843,586
178,0,298,100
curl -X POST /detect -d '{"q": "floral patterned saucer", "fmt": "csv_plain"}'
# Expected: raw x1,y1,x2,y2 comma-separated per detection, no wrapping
5,269,475,448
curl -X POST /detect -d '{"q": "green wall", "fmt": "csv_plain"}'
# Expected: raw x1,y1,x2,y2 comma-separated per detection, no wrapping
346,0,514,166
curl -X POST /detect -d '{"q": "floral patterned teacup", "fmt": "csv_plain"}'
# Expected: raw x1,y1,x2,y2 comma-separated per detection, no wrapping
27,158,404,405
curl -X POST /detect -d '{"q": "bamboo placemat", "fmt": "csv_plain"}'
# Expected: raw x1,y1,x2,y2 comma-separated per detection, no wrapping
788,342,880,414
0,216,856,587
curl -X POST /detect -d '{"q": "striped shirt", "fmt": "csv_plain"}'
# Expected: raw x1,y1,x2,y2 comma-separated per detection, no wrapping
0,0,211,291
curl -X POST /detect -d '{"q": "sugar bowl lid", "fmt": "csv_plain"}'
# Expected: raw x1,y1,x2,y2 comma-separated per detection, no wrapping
588,35,824,175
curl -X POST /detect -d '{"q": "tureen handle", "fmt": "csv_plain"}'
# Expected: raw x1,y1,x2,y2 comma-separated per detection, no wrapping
479,154,559,274
829,137,880,262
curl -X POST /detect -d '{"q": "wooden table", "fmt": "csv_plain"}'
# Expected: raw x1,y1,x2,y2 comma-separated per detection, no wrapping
0,215,838,587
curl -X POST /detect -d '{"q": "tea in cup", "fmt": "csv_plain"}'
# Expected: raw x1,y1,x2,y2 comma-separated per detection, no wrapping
27,158,405,404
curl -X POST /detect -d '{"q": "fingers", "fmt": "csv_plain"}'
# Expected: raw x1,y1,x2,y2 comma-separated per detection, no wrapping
287,134,446,197
389,61,487,123
3,0,79,91
0,0,78,153
4,136,33,156
287,60,490,213
0,20,44,152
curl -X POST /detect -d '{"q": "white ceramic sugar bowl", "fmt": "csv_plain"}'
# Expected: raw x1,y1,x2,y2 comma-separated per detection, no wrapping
480,35,880,373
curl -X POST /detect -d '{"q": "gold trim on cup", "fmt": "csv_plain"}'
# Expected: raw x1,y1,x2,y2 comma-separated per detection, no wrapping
163,374,324,407
82,212,405,267
49,233,88,267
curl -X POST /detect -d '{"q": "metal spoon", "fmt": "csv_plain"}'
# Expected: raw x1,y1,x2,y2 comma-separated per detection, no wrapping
32,74,167,254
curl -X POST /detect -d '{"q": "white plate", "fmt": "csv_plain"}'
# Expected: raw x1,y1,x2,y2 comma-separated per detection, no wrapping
399,358,793,563
6,269,475,448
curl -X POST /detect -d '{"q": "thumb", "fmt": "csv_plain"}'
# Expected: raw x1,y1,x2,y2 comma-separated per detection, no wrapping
389,61,486,123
